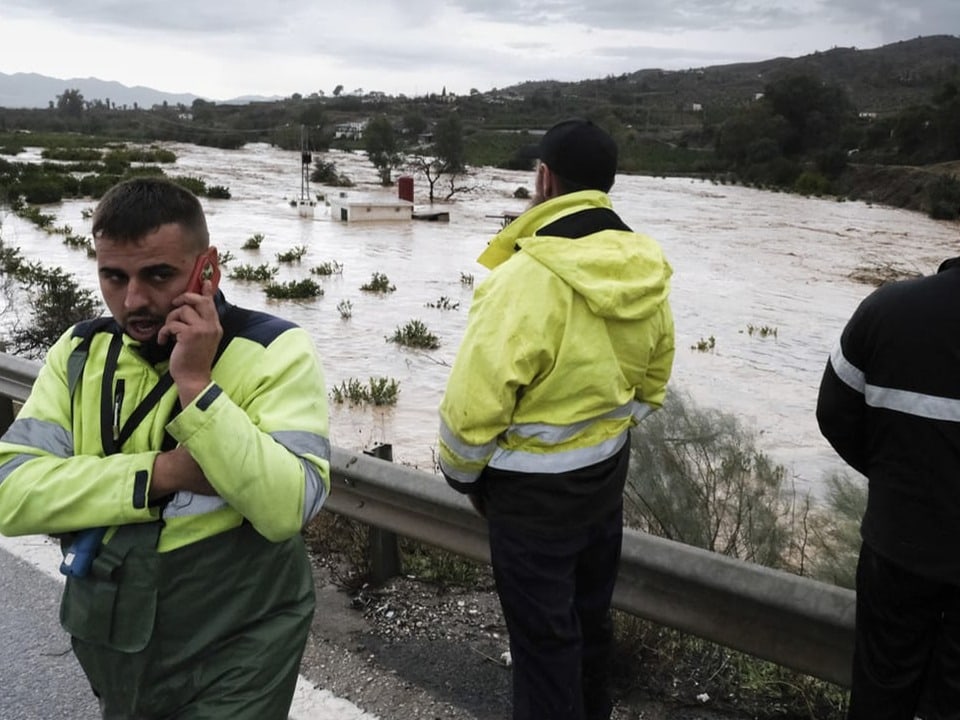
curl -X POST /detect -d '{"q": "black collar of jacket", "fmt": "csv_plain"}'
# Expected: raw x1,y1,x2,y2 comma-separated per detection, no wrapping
535,207,632,239
938,257,960,273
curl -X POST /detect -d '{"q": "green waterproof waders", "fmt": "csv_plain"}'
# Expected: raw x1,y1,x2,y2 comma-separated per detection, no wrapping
61,521,315,720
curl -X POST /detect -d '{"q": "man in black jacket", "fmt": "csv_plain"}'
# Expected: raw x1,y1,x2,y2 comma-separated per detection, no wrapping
816,257,960,719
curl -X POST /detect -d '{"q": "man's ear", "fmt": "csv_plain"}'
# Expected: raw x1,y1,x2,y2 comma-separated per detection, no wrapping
539,162,557,199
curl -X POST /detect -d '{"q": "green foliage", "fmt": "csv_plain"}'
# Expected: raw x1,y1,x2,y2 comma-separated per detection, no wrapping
229,263,278,282
389,319,440,349
620,136,722,175
170,176,207,196
364,115,404,185
612,616,848,718
399,538,486,587
241,233,264,250
761,74,854,155
16,177,67,204
927,174,960,220
310,260,344,276
62,233,92,251
425,296,459,310
816,148,849,179
15,205,56,229
746,324,778,338
264,278,323,299
310,159,353,187
0,240,101,359
41,147,102,162
434,112,466,173
460,272,474,287
330,376,400,406
409,111,468,202
276,245,308,263
79,173,123,198
104,147,177,168
56,89,85,118
206,185,231,199
806,473,866,589
360,272,396,293
464,129,536,170
625,390,807,569
795,171,831,197
691,335,716,352
123,146,177,163
403,111,428,137
336,299,353,319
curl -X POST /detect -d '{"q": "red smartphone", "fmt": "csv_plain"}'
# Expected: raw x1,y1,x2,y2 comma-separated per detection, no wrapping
186,248,220,293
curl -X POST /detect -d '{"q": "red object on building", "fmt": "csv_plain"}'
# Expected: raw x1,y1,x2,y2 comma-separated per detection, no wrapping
398,176,414,203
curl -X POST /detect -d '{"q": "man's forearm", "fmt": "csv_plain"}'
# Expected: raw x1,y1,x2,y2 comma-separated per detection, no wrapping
150,447,215,499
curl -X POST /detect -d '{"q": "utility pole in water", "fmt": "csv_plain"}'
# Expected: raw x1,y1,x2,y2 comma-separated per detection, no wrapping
298,124,315,218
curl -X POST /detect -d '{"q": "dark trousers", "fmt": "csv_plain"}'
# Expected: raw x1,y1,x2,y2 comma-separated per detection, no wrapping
488,505,623,720
848,542,960,720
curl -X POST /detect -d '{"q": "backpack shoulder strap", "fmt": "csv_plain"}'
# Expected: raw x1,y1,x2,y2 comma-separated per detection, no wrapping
67,318,116,399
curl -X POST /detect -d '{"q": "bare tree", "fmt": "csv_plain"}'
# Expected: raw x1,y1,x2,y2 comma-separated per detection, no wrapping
407,113,468,202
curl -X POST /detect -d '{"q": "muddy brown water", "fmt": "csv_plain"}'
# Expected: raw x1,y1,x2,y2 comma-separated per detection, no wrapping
3,142,958,500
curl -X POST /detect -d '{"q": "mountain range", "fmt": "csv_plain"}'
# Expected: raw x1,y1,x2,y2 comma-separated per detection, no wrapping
0,72,280,109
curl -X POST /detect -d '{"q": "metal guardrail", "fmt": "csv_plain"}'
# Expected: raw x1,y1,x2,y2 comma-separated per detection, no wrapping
0,352,855,687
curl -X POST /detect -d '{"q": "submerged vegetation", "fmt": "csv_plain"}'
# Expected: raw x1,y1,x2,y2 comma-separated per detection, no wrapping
360,272,396,293
264,278,323,299
388,319,440,349
330,376,400,406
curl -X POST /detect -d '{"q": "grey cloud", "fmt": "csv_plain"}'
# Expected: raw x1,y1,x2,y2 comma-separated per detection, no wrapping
449,0,956,37
11,0,956,41
6,0,306,34
820,0,959,43
448,0,816,32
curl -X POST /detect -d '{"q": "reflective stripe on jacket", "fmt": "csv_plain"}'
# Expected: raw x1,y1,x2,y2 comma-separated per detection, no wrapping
0,297,331,552
439,190,674,488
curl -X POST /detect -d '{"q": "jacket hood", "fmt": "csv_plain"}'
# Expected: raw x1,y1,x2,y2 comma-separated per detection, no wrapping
478,191,672,321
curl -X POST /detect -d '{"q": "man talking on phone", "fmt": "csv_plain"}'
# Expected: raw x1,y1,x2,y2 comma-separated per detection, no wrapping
0,177,331,719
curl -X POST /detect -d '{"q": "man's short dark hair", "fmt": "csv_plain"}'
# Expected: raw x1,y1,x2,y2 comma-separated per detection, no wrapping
92,177,210,249
537,119,618,193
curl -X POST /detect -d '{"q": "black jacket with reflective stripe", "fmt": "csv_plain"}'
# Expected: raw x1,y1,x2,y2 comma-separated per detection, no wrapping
816,256,960,583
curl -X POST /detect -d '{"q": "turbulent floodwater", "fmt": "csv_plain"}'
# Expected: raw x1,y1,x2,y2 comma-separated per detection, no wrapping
2,142,958,498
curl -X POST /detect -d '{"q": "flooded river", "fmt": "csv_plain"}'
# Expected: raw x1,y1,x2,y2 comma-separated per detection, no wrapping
2,142,958,498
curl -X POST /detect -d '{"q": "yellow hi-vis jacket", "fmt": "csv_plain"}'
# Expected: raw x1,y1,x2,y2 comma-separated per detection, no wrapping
0,297,330,552
439,190,674,488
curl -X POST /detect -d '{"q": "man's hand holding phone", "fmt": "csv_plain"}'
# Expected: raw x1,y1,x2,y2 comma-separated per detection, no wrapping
160,247,224,405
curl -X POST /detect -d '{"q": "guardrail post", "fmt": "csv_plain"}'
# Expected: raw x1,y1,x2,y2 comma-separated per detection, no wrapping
363,443,402,583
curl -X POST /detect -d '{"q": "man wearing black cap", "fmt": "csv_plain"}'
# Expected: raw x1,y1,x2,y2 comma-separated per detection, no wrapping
438,119,675,720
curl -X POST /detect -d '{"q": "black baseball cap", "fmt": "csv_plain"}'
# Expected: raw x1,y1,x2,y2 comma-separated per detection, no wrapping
536,118,618,192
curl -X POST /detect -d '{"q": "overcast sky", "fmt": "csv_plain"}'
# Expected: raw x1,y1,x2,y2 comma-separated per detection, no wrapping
1,1,956,100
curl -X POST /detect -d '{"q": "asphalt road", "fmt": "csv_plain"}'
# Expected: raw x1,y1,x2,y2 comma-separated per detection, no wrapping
0,540,100,719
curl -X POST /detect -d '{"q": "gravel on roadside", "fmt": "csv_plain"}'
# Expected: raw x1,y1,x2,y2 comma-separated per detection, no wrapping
296,552,750,720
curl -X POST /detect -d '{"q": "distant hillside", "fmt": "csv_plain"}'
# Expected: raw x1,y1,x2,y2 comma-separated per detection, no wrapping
507,35,960,117
3,34,958,116
0,73,280,109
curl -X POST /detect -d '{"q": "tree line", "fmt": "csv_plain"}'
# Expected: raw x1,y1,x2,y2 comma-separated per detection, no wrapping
1,67,959,217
